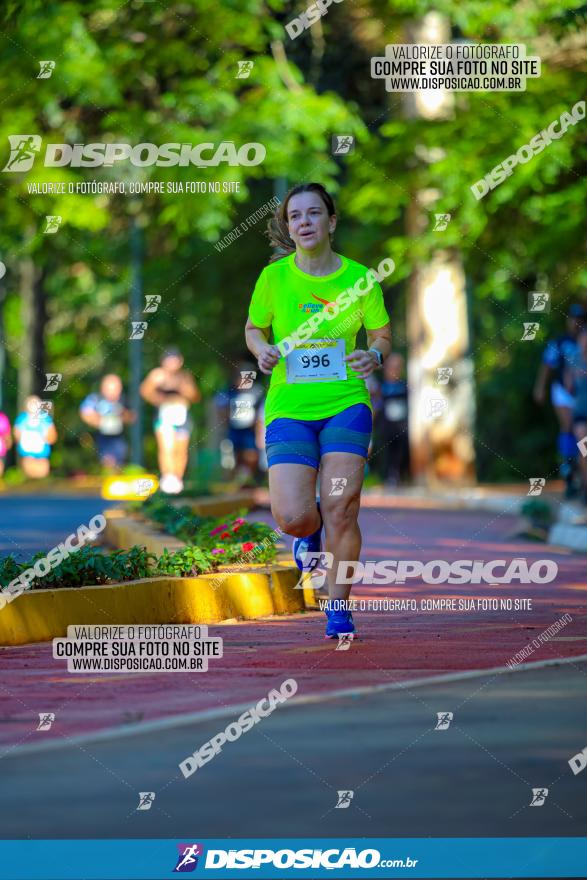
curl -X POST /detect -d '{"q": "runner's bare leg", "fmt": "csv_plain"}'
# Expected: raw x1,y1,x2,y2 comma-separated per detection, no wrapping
268,463,319,537
319,452,365,602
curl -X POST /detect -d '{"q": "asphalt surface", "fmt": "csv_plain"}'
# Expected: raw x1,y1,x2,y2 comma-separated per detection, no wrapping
0,495,115,558
1,660,586,839
1,492,587,851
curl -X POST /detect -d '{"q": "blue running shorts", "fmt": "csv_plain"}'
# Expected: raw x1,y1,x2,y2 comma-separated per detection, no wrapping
265,403,372,469
229,427,257,451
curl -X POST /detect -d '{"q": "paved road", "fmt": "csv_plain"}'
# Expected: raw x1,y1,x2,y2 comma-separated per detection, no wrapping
0,495,115,558
3,496,587,745
1,661,586,839
1,493,586,845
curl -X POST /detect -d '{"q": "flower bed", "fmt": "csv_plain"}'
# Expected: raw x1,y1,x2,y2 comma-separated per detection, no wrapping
128,493,280,571
0,496,280,593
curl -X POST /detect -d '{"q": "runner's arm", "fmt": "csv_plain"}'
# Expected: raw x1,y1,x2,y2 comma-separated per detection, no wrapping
140,369,166,406
245,318,280,375
179,372,201,404
47,424,57,444
79,404,100,429
366,325,392,363
245,318,269,356
345,325,392,378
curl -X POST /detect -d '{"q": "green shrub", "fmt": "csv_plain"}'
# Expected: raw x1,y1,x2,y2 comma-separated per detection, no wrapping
1,521,279,591
520,498,554,527
0,554,23,585
2,467,30,486
0,491,281,592
156,546,215,577
21,545,158,589
129,492,280,562
0,545,158,591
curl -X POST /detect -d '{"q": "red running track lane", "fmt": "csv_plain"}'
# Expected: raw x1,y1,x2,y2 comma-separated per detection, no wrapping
1,505,586,751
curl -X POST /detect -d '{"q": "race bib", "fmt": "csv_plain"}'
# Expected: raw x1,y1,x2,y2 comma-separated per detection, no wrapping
286,339,346,384
159,402,188,427
20,429,45,454
385,399,407,421
99,414,123,435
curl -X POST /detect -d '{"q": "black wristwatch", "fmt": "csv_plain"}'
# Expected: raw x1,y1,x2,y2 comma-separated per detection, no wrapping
368,347,383,368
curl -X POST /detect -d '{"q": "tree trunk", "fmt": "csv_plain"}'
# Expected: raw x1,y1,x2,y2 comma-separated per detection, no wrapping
18,253,46,406
403,13,477,487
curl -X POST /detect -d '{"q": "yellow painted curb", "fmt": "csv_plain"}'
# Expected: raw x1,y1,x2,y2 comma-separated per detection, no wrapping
0,564,311,646
183,492,256,518
103,511,184,556
0,511,315,646
103,512,320,612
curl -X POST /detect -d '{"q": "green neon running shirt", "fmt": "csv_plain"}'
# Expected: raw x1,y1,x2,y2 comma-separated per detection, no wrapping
248,253,390,426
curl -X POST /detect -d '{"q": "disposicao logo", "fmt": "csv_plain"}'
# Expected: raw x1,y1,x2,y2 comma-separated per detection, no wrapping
3,136,266,172
3,135,42,172
173,843,204,872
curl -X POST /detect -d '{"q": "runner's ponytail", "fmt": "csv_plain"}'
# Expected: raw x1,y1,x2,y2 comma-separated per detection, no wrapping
266,183,336,263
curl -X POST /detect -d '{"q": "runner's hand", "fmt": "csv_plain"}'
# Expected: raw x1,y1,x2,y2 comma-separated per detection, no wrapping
257,344,281,375
345,349,377,379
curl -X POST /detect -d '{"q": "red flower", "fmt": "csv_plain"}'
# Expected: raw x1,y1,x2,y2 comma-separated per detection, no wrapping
219,531,230,540
241,542,255,552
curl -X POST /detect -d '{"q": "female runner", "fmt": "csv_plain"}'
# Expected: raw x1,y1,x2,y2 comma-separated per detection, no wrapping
245,183,391,637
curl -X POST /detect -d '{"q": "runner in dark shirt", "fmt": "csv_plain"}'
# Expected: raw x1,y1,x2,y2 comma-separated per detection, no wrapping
534,303,585,496
565,329,587,505
215,364,265,485
378,353,409,488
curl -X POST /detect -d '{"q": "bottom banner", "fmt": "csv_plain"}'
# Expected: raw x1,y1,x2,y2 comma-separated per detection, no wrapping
0,838,586,878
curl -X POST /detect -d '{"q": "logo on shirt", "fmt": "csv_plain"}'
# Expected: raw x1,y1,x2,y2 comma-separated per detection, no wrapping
298,293,336,314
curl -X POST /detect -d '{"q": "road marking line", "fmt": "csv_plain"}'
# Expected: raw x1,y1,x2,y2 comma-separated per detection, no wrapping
3,652,587,759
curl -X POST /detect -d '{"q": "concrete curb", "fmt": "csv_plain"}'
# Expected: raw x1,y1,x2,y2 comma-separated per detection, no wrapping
0,565,308,647
103,509,317,613
103,509,186,556
0,504,316,647
177,492,256,518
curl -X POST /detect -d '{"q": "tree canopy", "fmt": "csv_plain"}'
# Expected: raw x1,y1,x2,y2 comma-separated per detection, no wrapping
0,0,585,479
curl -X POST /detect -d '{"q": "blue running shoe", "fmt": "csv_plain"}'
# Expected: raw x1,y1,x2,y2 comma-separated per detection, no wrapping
325,607,356,639
292,502,322,572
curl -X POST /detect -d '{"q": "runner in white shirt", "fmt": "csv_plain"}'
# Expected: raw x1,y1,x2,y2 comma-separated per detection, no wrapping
140,349,200,494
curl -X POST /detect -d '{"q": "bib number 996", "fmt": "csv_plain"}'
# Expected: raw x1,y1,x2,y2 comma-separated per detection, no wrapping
300,353,330,369
286,339,346,383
